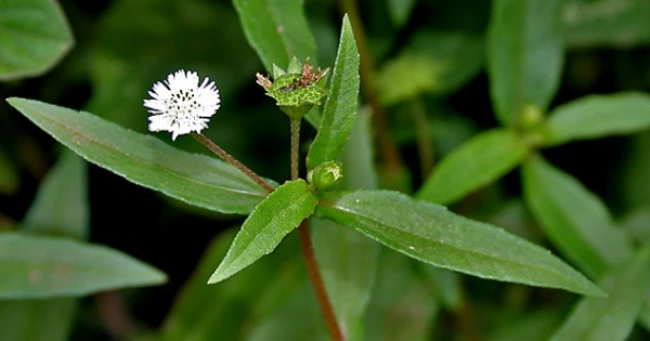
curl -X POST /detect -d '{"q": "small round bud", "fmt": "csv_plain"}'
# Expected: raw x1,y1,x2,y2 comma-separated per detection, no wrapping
308,161,344,191
520,104,543,130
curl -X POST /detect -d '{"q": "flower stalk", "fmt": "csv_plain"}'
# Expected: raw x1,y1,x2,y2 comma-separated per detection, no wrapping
191,133,275,193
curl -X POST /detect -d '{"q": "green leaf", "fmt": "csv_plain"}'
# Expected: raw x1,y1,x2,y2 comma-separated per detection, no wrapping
487,0,564,126
387,0,417,28
564,0,650,48
522,155,634,278
0,151,86,341
0,0,73,80
232,0,317,73
208,179,317,284
417,128,527,205
0,299,77,341
23,151,88,240
312,112,379,340
317,190,604,296
0,232,166,298
551,246,650,341
542,92,650,146
364,248,439,341
307,15,360,171
7,98,271,215
0,147,19,195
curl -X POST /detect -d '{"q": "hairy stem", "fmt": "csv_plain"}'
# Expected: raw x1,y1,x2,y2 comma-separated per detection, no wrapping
192,133,274,193
290,118,301,180
290,118,344,341
340,0,405,187
410,98,434,179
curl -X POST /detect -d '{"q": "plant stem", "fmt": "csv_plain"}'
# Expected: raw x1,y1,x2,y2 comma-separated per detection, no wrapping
410,98,434,179
290,118,301,180
289,118,344,341
340,0,406,188
95,291,136,340
192,133,274,193
298,221,344,341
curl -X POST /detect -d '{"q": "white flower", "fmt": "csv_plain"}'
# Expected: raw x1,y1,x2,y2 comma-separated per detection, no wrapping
144,69,221,140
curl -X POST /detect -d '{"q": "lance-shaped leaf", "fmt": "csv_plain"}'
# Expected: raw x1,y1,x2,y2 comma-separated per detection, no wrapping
417,128,527,205
551,246,650,341
0,233,166,298
317,190,604,296
0,151,86,341
542,92,650,146
487,0,564,126
0,0,73,80
233,0,317,73
208,179,317,284
6,98,271,215
307,15,360,171
522,155,633,278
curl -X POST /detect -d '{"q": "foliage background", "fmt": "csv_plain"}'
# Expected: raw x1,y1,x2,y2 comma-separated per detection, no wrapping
2,0,650,340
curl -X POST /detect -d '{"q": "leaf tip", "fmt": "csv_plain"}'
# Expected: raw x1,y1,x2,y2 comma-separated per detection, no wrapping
207,268,230,285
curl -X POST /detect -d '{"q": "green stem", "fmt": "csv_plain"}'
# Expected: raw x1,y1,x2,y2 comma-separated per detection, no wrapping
410,98,434,179
290,118,301,180
191,133,274,193
289,118,344,341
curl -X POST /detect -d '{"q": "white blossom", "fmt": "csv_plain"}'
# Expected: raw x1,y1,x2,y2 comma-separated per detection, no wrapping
144,69,221,140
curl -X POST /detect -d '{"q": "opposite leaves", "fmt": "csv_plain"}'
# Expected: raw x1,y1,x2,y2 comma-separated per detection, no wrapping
208,179,317,284
317,190,604,296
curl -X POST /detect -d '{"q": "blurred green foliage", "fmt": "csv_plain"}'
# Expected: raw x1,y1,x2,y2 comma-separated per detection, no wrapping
2,0,650,340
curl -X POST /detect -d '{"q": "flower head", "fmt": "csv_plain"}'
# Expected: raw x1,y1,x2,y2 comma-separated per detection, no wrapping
144,69,221,140
256,57,329,119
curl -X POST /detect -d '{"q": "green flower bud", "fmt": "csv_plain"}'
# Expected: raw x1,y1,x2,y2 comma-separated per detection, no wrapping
520,104,543,130
256,57,329,119
308,161,343,192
